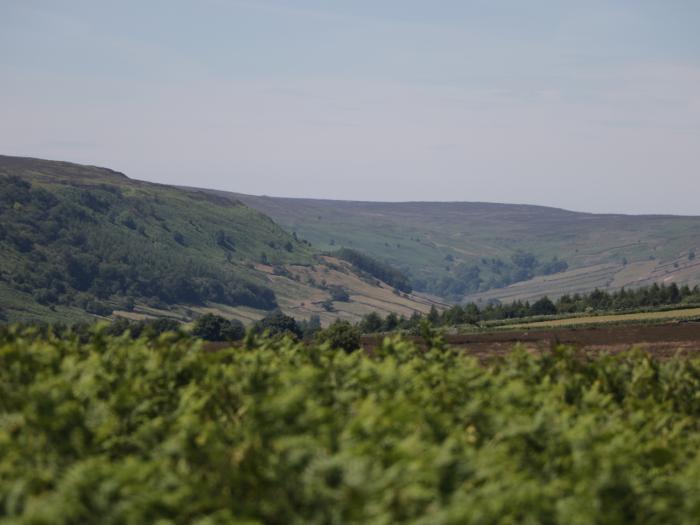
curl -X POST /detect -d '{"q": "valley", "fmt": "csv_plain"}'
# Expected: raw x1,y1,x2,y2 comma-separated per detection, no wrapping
218,193,700,303
2,154,699,325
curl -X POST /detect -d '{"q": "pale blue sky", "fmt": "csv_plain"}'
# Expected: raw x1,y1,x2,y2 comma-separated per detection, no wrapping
2,1,699,214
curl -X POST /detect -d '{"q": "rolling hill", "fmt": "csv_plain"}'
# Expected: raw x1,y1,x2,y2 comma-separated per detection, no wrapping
0,156,442,324
4,154,698,324
219,193,700,304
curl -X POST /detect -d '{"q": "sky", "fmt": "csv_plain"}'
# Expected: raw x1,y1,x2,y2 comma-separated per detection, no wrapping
2,1,699,215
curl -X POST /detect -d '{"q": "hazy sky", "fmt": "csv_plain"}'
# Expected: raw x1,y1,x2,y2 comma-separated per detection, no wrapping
2,1,699,214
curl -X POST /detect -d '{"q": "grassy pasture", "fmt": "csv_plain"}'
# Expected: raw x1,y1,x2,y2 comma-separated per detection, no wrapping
499,307,700,329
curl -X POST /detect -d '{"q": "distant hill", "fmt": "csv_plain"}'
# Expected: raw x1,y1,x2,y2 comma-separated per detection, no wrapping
218,193,700,304
0,156,442,324
5,154,697,323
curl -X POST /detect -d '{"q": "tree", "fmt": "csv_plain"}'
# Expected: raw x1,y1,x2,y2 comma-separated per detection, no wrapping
298,314,322,338
383,313,399,331
315,319,361,353
335,248,412,293
464,303,480,324
511,251,537,270
442,305,465,325
252,310,302,339
529,296,557,316
668,283,681,304
538,257,568,275
215,230,230,249
427,305,440,325
360,312,383,333
329,286,350,302
106,318,183,339
192,314,245,342
142,318,182,338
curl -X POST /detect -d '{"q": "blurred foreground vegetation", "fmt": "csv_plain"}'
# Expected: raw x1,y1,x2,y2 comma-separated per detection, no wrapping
4,328,700,523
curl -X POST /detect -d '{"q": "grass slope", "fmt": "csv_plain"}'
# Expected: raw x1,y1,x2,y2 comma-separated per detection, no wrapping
222,193,700,302
0,156,441,324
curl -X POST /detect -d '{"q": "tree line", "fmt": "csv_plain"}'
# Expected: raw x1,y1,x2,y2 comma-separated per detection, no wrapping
412,252,569,300
7,282,698,350
357,282,700,332
334,248,413,293
5,309,362,354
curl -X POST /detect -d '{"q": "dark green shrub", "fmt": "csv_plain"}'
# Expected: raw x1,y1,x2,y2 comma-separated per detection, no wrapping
251,310,302,339
191,313,245,342
298,314,322,339
315,319,361,353
530,296,557,316
329,286,350,302
359,311,383,333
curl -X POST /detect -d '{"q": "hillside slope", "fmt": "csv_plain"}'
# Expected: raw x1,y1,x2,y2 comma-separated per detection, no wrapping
0,156,440,324
222,193,700,303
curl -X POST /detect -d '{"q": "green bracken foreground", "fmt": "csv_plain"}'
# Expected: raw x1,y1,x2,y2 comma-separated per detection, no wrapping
4,330,700,524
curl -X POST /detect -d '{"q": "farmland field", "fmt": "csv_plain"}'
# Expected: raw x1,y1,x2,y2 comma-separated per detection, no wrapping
500,307,700,329
361,314,700,362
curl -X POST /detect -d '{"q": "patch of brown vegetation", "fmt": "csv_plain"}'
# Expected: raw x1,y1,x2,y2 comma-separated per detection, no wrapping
363,321,700,360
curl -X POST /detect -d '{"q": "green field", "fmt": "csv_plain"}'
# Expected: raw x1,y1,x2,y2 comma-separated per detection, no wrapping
5,330,700,523
497,307,700,329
